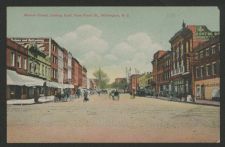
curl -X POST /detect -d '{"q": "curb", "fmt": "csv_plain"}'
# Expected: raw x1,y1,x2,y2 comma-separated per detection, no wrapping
144,96,220,107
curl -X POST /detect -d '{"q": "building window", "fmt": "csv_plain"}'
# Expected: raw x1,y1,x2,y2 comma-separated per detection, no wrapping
45,66,47,77
212,62,217,75
212,45,216,54
34,64,37,73
17,55,22,68
206,64,212,76
42,65,45,75
10,51,15,66
194,53,198,60
206,48,209,56
24,58,27,70
200,66,204,78
218,44,220,52
200,51,204,59
196,67,200,78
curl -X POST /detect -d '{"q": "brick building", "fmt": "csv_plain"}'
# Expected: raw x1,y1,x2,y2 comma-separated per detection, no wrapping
151,50,167,95
72,57,79,93
63,48,68,84
89,79,97,89
82,67,87,88
156,51,172,96
7,38,28,75
193,35,220,100
129,74,140,93
10,37,60,82
6,38,28,99
115,78,126,84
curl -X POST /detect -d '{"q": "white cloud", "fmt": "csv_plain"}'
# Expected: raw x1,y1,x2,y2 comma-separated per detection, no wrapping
126,32,153,50
54,24,108,61
76,24,102,39
110,32,163,76
55,29,163,83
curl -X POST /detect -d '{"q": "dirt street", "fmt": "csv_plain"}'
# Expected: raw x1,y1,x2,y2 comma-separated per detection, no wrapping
7,94,220,143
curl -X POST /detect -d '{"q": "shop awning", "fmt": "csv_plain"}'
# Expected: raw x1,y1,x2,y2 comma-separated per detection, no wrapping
63,84,74,88
7,70,45,86
7,70,26,86
46,81,59,88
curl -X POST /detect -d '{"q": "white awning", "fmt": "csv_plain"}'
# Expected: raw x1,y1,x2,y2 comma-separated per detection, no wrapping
63,84,74,88
7,70,45,86
7,70,26,86
46,81,59,88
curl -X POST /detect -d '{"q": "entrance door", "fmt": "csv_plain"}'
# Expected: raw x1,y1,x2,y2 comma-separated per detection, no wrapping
15,86,21,99
201,85,205,99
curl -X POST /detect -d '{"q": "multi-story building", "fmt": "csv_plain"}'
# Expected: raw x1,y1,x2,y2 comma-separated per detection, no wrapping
63,48,68,84
169,22,219,98
72,57,79,93
193,35,220,100
89,79,97,89
57,47,64,92
7,38,28,75
115,78,126,84
151,50,167,95
82,66,87,88
27,44,51,81
78,63,83,87
138,72,154,94
10,37,60,82
6,38,28,99
158,51,172,96
67,52,72,85
129,74,140,93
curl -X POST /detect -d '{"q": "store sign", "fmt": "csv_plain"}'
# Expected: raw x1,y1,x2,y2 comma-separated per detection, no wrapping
205,83,219,87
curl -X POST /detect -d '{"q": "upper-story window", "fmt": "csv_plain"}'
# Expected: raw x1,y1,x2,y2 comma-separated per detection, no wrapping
212,45,216,54
17,55,22,68
200,66,204,77
10,51,15,67
24,58,27,70
42,64,45,75
196,67,200,78
212,62,217,75
218,44,220,52
206,64,212,76
45,66,47,77
205,48,210,56
200,51,204,59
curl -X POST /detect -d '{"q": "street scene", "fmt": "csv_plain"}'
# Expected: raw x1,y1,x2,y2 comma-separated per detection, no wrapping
6,7,220,143
7,93,219,143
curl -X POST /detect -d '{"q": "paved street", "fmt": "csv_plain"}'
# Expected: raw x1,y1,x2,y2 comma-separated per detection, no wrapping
7,94,220,143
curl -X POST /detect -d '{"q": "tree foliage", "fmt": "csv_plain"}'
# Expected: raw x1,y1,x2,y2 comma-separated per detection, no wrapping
93,68,110,89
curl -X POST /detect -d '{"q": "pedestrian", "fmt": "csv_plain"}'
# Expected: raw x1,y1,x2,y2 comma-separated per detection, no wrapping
76,89,81,98
132,89,135,99
83,90,89,102
97,90,101,96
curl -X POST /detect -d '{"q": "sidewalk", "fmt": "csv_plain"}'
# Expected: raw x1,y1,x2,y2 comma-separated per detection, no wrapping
145,95,220,107
7,96,55,105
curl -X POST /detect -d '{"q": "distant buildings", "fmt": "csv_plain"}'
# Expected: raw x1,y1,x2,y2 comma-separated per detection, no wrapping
89,79,97,89
115,78,126,84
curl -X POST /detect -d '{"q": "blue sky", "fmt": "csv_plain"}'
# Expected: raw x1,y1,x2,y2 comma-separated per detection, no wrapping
7,7,219,82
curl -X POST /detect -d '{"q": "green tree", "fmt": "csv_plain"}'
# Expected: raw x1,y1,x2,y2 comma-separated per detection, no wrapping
93,68,110,89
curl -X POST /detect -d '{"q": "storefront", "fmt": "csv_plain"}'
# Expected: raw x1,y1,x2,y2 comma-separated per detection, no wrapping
195,78,220,100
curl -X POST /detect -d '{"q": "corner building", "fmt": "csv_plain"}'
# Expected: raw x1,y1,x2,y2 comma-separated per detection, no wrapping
169,22,219,98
